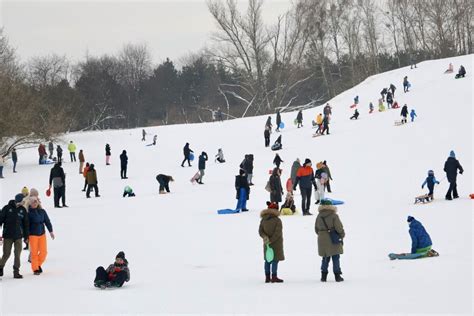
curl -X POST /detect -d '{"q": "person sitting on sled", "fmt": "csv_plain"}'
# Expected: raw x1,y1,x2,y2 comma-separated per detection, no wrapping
350,109,359,120
94,251,130,289
280,192,296,215
407,216,432,255
123,186,135,197
392,101,400,109
421,170,440,199
271,135,282,151
215,148,226,163
455,65,466,79
444,63,453,73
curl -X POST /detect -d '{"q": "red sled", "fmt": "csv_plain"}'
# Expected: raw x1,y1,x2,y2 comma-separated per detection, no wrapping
470,193,474,199
46,188,51,197
350,104,357,109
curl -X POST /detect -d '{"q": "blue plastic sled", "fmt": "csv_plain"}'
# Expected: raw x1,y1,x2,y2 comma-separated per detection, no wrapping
279,122,285,129
218,188,247,214
189,153,194,161
217,208,240,214
388,253,424,260
322,198,344,205
146,144,153,147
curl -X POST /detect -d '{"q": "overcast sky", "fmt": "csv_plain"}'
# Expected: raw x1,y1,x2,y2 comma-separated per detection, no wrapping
0,0,292,65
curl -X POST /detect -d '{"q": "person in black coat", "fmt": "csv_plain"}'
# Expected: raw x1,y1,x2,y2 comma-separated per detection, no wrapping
321,115,330,135
156,174,174,194
275,110,281,132
296,110,303,128
269,168,283,206
235,169,250,212
197,152,208,184
273,153,283,168
119,150,128,179
264,127,271,147
0,194,29,278
350,109,359,120
105,144,111,165
444,151,464,200
389,84,396,98
49,162,67,208
386,91,393,108
265,116,272,132
56,145,63,163
455,65,466,79
181,143,193,167
240,154,254,185
380,88,388,101
400,104,409,123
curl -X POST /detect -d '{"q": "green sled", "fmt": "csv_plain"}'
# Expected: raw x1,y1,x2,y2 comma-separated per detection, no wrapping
265,244,274,262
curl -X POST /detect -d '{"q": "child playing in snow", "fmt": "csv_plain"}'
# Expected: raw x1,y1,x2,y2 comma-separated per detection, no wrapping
280,192,296,215
421,170,440,199
94,251,130,289
410,109,417,122
378,98,385,112
123,186,135,197
215,148,225,163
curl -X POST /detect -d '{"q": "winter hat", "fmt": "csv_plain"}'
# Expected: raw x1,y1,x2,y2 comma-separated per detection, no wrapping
449,150,455,158
15,193,24,204
427,170,434,176
116,251,126,260
267,201,278,210
124,186,132,193
320,199,333,205
21,186,29,196
407,216,415,223
30,188,39,197
304,158,311,166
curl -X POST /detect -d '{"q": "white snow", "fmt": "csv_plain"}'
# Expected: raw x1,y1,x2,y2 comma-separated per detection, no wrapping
0,55,472,315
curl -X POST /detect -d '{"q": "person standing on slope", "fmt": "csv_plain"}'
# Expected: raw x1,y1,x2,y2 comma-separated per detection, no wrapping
259,202,285,283
296,110,303,128
11,148,18,173
181,143,193,167
56,145,63,163
68,141,77,162
265,116,273,133
321,115,330,135
293,158,317,216
240,154,254,186
235,169,250,212
289,158,301,193
142,129,147,141
400,104,409,124
321,161,333,193
443,150,464,200
410,109,417,122
48,141,54,160
264,126,271,147
275,110,281,132
197,152,208,184
403,76,409,92
315,199,345,282
105,144,111,165
86,164,100,198
120,150,128,179
269,168,283,207
49,162,67,208
78,149,85,174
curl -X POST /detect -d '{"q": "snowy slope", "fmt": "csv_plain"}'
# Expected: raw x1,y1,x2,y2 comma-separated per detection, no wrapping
0,55,472,315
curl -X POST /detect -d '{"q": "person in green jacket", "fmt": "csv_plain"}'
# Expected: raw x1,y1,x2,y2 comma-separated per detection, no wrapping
68,141,77,162
315,200,345,282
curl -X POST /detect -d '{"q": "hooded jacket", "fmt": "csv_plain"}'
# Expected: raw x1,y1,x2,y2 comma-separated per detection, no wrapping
408,218,432,253
0,201,29,240
444,157,463,182
258,208,284,261
315,204,345,257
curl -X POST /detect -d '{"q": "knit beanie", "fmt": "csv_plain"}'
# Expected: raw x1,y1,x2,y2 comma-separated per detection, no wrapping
304,158,311,166
116,251,126,260
267,201,278,210
21,187,29,196
449,150,455,158
407,216,415,223
30,188,39,197
15,193,24,204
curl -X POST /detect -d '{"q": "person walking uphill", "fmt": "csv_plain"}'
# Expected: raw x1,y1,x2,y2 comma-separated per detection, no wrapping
181,143,194,167
258,202,284,283
400,104,409,124
68,141,77,162
27,196,54,275
94,251,130,289
264,126,271,147
296,110,303,128
105,144,111,165
49,162,67,208
197,152,208,184
56,145,63,163
156,174,174,194
48,141,54,160
275,110,281,132
0,194,29,279
315,200,345,282
120,150,128,179
86,164,100,198
443,150,464,200
293,158,317,216
78,150,85,174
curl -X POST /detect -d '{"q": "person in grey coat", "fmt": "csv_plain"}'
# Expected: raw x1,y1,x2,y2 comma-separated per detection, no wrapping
290,158,301,185
315,200,345,282
48,142,54,159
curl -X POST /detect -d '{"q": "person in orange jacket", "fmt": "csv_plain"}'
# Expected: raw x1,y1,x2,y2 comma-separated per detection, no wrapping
293,158,317,215
82,163,90,192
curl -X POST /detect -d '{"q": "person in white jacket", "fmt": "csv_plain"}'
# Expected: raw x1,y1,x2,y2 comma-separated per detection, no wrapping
0,156,5,178
215,148,225,163
314,172,328,204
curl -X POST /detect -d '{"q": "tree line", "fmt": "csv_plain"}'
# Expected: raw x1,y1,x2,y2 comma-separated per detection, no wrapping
0,0,472,155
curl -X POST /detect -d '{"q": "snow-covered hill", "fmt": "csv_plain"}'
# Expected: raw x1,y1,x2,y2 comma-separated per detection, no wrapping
0,55,472,315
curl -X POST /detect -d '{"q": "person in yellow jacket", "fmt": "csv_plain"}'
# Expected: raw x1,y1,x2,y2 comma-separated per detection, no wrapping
67,141,77,162
315,113,323,134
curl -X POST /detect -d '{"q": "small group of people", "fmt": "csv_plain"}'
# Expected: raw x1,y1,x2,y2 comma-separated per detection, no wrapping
313,104,331,136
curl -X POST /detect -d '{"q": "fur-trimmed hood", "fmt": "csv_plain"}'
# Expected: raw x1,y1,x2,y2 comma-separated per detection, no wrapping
260,208,280,219
318,204,337,216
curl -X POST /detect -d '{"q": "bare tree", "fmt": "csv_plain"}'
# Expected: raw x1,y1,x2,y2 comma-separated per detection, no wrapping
27,54,70,89
358,0,380,74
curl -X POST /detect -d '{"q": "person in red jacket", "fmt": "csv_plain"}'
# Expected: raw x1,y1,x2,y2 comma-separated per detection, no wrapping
293,158,317,215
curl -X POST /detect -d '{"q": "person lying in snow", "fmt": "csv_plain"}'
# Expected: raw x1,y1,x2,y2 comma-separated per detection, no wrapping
94,251,130,289
271,135,282,151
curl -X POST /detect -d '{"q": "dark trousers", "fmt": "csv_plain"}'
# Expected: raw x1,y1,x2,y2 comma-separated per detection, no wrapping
325,180,331,192
264,260,279,275
87,184,99,197
181,157,191,167
120,166,127,179
157,178,170,192
427,185,434,196
53,186,65,207
70,152,76,162
13,161,17,172
0,238,22,271
49,150,53,159
401,115,407,123
264,136,270,147
322,124,329,135
94,266,128,287
83,179,88,191
321,255,341,274
300,187,312,213
446,181,458,199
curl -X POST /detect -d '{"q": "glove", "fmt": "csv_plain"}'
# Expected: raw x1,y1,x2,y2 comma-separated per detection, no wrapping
421,185,424,189
293,186,297,191
460,170,463,175
263,236,270,244
23,237,28,243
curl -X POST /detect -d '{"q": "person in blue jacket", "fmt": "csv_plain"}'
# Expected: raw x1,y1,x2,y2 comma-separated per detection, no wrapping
421,170,440,199
407,216,432,254
410,109,417,122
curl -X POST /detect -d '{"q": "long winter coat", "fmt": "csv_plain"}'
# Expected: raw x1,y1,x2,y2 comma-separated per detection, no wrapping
235,175,250,200
409,219,432,253
290,160,301,184
401,105,408,117
444,157,464,182
240,155,254,174
119,152,128,167
198,153,208,170
269,174,283,203
276,112,281,126
315,205,345,257
259,208,285,261
296,110,303,123
79,151,85,162
86,168,98,185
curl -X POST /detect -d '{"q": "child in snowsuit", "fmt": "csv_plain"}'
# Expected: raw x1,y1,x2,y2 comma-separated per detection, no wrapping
94,251,130,289
123,186,135,197
455,65,466,78
271,135,282,151
421,170,440,199
215,148,225,163
314,172,327,204
350,109,359,120
410,109,417,122
280,192,296,215
407,216,432,254
378,99,385,112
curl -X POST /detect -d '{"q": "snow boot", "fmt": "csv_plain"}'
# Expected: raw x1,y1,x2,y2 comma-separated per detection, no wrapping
271,275,284,283
335,273,344,282
321,272,328,282
33,270,41,275
265,274,271,283
39,266,43,273
13,271,23,279
445,196,452,200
